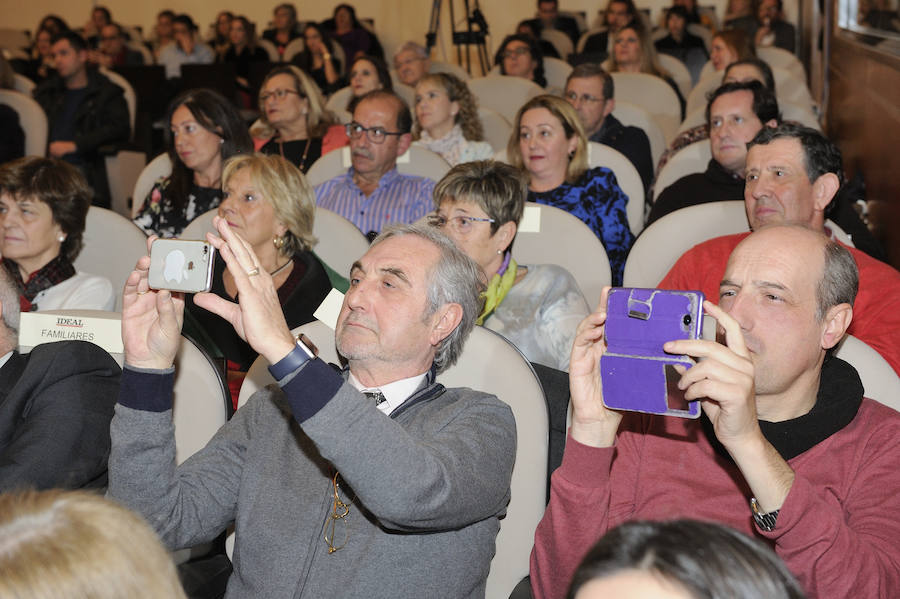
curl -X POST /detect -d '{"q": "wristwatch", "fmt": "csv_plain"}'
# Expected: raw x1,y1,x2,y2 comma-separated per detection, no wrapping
750,497,780,532
267,333,318,380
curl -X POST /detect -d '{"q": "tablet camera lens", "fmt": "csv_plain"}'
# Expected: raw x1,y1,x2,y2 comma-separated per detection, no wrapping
683,314,692,327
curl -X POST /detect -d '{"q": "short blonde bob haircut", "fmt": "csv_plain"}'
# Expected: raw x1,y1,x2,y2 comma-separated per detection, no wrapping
507,94,589,184
251,65,334,140
222,153,318,255
0,489,187,599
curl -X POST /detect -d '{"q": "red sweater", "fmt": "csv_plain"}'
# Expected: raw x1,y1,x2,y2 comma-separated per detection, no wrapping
658,232,900,375
530,397,900,599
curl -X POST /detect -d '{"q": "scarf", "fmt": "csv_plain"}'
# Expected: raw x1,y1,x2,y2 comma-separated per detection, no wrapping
477,252,517,326
4,255,76,312
701,356,864,462
419,124,466,166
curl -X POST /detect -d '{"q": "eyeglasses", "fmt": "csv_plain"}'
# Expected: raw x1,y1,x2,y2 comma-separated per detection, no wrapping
260,88,302,102
323,472,350,554
565,91,604,104
501,46,531,60
427,213,495,234
345,121,405,144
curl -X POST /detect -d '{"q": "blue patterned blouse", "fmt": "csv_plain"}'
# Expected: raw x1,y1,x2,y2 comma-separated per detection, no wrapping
528,167,635,285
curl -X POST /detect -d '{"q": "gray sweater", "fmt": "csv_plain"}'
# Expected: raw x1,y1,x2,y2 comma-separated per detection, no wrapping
108,359,516,599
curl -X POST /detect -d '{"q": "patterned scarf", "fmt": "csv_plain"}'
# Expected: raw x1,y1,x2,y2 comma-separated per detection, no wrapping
418,124,466,166
4,256,76,312
477,252,517,326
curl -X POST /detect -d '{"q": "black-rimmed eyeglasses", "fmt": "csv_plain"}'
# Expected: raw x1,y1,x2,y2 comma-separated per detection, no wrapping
345,121,406,144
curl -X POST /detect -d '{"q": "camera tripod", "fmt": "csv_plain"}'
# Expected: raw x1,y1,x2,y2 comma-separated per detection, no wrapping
426,0,491,76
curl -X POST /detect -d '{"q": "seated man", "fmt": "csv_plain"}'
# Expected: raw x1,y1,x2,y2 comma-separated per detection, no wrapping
531,224,900,599
564,63,654,192
89,23,144,68
33,30,130,208
108,220,516,598
523,0,581,46
393,41,431,88
0,268,121,491
731,0,796,53
648,80,778,224
654,6,708,81
577,0,637,63
315,90,435,239
659,123,900,373
157,14,214,79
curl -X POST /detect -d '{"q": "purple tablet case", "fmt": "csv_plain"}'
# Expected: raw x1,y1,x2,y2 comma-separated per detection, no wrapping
600,288,704,418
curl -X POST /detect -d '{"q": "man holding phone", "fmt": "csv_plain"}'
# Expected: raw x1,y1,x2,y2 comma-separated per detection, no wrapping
107,221,515,598
530,225,900,599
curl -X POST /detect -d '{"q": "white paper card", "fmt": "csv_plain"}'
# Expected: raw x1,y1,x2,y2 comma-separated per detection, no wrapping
313,288,345,330
396,149,411,163
19,312,123,354
518,205,542,233
341,146,352,167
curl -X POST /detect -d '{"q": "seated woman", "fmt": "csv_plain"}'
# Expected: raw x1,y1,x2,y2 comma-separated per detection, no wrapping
220,16,269,94
567,519,806,599
261,3,301,60
252,66,347,172
329,3,383,62
412,73,493,166
494,34,547,88
346,55,392,113
209,11,233,59
608,23,685,119
0,489,187,599
508,95,634,285
0,157,114,311
710,28,755,73
186,154,332,405
133,89,253,237
429,161,589,371
291,22,344,96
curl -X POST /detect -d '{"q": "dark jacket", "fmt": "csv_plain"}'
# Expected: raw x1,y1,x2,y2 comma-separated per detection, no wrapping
647,158,744,225
33,67,130,206
730,15,796,53
590,114,654,194
0,340,122,491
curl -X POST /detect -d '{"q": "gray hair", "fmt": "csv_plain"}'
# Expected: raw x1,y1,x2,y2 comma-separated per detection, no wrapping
0,266,20,343
816,239,858,321
371,223,485,372
394,41,428,60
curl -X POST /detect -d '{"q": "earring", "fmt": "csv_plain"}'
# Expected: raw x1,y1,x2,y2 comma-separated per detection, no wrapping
220,138,225,145
58,235,66,242
496,249,503,255
273,235,286,249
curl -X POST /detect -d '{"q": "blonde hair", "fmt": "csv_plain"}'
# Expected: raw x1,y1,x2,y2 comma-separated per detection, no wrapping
0,489,186,599
222,153,317,255
609,24,671,79
251,65,335,140
412,73,484,142
507,95,589,184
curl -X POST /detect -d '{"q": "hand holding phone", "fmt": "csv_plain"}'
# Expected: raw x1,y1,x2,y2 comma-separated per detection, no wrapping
148,239,215,294
600,288,705,418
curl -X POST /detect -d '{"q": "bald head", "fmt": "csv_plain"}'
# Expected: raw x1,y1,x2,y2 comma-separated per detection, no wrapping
721,225,856,403
729,225,857,321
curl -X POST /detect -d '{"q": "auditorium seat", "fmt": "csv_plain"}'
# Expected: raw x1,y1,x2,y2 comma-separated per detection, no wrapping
236,319,549,599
